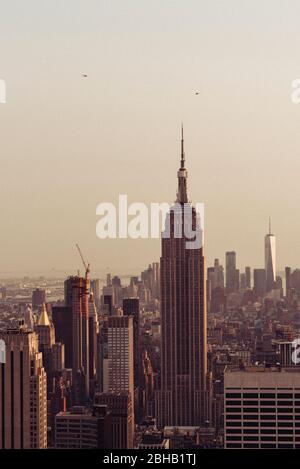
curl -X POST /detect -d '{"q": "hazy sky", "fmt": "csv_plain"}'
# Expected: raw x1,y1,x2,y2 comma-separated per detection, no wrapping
1,0,300,277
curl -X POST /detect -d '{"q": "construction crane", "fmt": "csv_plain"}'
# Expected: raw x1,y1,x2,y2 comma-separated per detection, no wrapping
75,243,90,279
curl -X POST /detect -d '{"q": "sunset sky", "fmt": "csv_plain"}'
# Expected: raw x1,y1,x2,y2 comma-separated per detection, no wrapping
1,0,300,277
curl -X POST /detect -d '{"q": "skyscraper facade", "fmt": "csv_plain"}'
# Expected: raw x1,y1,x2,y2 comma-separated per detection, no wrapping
94,391,134,449
32,288,46,309
55,405,112,449
0,325,47,448
123,298,141,419
107,315,134,409
123,298,140,390
224,365,300,449
207,259,224,291
88,293,99,396
226,251,237,293
156,128,207,428
245,266,251,289
67,276,90,404
52,305,72,369
253,268,267,298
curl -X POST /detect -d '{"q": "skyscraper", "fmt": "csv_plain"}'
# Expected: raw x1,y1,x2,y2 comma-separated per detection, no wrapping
0,325,47,448
123,298,140,390
285,266,291,294
88,292,99,396
240,272,246,291
226,251,237,293
55,405,112,449
156,127,207,428
97,317,109,393
107,315,134,408
123,298,141,420
35,303,55,376
207,259,224,291
90,278,101,309
265,219,276,292
224,365,300,449
52,305,72,369
36,304,55,349
253,268,267,298
66,276,90,404
94,391,134,449
32,288,46,309
245,266,251,289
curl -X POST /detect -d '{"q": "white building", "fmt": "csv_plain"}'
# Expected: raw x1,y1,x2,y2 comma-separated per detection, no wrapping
107,315,134,407
224,365,300,449
265,221,276,292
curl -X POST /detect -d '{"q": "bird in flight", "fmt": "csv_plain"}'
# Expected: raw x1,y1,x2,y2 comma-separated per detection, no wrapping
81,74,88,78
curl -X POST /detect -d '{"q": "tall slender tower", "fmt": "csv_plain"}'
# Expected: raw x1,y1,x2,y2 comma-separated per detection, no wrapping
88,292,99,397
107,315,134,408
156,127,207,428
66,276,90,404
0,325,47,448
265,218,276,292
226,251,237,293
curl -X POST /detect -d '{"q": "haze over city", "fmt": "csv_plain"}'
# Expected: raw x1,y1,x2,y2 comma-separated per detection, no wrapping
3,1,300,460
1,0,300,276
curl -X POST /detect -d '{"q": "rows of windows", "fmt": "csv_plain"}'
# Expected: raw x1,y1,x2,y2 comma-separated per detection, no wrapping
227,443,298,448
226,408,298,414
226,393,300,399
227,429,299,435
226,400,300,406
227,421,300,427
227,436,296,442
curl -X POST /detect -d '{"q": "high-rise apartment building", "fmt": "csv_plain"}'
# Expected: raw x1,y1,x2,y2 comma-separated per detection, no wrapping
66,276,90,404
32,288,46,309
107,315,134,409
89,292,99,396
55,405,112,449
123,298,140,389
95,391,134,449
0,325,47,448
123,298,141,420
51,342,65,372
224,365,300,449
156,128,207,428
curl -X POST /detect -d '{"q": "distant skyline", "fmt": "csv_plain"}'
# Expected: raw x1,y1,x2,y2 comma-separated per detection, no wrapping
1,1,300,273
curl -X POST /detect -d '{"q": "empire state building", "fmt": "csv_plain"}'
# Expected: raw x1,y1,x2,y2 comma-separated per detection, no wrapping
156,127,208,428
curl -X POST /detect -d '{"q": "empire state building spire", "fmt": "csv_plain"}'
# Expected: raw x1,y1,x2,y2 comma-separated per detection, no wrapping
177,124,188,204
180,123,185,169
157,128,208,429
